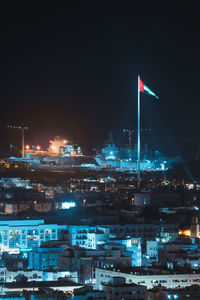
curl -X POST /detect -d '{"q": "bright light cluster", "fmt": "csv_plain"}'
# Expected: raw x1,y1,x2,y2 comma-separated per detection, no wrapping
61,202,76,209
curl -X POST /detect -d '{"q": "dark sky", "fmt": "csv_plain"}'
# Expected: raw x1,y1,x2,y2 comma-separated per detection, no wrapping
0,2,200,156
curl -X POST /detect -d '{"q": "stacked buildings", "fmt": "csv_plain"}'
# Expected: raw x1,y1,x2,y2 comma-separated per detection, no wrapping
0,166,200,298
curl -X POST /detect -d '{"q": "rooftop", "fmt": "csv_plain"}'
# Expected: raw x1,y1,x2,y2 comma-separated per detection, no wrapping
0,279,81,289
97,266,200,276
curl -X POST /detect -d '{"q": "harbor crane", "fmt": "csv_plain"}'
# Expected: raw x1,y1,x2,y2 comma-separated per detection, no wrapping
7,123,28,158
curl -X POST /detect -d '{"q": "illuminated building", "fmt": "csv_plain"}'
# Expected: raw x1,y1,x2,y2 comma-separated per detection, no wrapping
58,246,131,284
0,268,77,283
190,216,200,238
179,229,191,237
146,241,158,263
6,269,43,282
0,279,83,295
67,225,110,249
0,219,67,253
158,237,200,270
67,223,178,249
96,267,200,290
179,217,200,239
28,246,65,270
103,223,178,245
4,202,28,215
108,238,142,267
33,200,52,213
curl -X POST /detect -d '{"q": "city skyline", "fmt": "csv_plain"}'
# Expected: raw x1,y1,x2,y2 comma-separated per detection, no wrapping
1,3,200,299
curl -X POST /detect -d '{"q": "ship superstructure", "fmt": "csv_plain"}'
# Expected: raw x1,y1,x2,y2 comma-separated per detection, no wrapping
95,134,171,172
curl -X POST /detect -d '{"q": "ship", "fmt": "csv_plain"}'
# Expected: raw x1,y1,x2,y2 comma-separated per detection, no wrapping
5,135,175,173
7,136,98,172
95,133,173,172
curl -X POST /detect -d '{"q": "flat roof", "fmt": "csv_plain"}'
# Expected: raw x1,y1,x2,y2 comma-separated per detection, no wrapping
97,266,200,276
1,279,81,288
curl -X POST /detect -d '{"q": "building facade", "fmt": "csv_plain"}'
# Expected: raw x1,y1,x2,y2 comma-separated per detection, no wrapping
0,219,67,253
95,267,200,290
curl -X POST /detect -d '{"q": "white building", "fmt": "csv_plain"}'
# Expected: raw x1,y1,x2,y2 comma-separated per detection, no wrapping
143,240,159,265
67,223,178,248
0,280,83,295
0,219,67,253
146,241,158,258
0,268,78,283
68,225,110,249
109,238,142,267
0,267,6,282
6,270,43,282
95,267,200,290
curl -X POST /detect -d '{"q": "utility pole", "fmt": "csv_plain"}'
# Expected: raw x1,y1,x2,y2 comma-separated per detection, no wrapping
7,123,28,158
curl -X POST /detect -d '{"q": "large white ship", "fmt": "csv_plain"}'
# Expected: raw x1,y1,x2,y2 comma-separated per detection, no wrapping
95,134,172,172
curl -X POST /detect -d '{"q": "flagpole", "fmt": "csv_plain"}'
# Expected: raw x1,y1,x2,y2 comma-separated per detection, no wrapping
137,75,141,188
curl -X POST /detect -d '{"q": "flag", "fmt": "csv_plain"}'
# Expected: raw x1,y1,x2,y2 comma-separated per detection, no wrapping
139,78,159,99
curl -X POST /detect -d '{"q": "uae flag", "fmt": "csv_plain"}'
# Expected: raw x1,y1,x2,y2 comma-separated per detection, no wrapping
139,78,159,99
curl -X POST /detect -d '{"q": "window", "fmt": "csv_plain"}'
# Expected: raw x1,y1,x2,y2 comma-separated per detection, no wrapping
193,279,200,282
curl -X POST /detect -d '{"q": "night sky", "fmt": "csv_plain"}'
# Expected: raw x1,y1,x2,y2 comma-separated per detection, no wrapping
0,2,200,157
